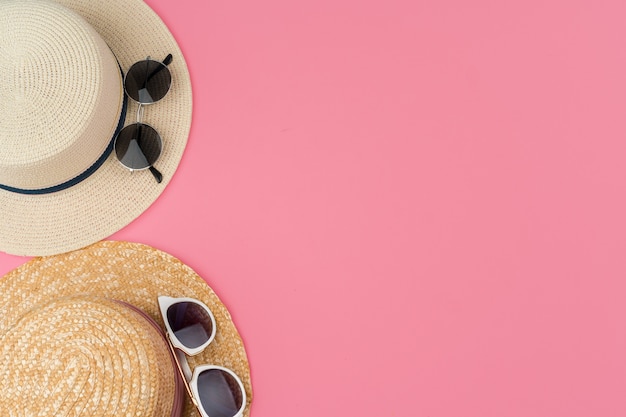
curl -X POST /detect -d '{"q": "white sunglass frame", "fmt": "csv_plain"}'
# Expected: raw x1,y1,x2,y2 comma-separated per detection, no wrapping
158,296,246,417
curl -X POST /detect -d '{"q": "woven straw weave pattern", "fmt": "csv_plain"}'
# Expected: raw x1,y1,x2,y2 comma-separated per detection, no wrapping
0,241,252,417
0,296,177,416
0,0,122,189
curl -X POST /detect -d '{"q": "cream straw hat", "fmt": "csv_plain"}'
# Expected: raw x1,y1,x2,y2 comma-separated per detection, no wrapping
0,241,252,416
0,0,193,256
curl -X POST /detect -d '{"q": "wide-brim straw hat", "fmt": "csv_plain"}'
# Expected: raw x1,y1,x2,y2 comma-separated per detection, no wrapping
0,0,193,256
0,241,252,416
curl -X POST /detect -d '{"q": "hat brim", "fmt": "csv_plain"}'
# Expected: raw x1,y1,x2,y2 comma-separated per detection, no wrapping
0,241,252,417
0,0,192,256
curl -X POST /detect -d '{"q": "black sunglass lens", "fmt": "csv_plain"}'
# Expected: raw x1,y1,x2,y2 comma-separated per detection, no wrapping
125,59,171,104
115,123,162,170
197,369,244,417
166,302,214,349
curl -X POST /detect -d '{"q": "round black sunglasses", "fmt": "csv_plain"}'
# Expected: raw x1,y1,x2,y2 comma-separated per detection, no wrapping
114,54,173,183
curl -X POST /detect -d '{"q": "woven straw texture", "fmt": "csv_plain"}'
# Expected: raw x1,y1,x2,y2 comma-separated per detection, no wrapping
0,0,193,256
0,296,180,416
0,241,252,417
0,0,123,189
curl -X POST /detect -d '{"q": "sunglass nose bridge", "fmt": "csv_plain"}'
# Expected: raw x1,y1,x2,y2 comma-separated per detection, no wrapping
136,103,145,124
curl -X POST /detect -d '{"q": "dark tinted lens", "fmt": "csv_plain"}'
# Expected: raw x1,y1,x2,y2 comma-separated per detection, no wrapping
197,369,244,417
125,59,171,104
115,123,162,169
166,301,213,349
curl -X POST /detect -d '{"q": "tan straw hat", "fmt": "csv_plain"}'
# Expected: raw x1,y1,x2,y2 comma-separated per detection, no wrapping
0,0,193,256
0,241,252,416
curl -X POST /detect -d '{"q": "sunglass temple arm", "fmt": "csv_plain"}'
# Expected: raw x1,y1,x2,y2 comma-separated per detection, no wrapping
165,333,204,416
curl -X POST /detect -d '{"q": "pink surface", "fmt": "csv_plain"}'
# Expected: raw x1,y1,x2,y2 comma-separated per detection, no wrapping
2,0,626,415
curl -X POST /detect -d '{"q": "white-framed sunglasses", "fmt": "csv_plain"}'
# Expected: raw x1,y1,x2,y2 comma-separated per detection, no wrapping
158,296,247,417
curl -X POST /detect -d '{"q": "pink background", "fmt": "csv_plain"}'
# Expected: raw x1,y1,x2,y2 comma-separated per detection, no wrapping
2,0,626,415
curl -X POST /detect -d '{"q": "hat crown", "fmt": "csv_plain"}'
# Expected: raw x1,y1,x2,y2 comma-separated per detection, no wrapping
0,0,123,190
0,296,180,416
